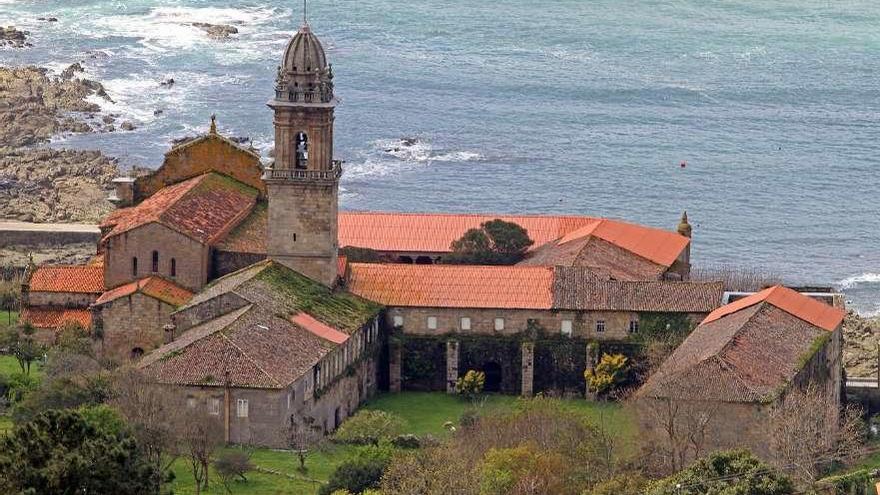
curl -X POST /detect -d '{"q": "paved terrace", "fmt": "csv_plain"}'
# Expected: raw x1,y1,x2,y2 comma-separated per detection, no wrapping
0,221,101,247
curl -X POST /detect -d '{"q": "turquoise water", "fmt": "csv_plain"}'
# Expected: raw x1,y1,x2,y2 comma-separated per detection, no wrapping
1,0,879,312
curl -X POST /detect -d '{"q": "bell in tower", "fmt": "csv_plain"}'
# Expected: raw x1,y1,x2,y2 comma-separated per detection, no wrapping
264,16,341,286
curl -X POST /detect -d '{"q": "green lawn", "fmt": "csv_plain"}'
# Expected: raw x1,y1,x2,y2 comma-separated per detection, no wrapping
169,392,636,495
1,310,17,328
0,415,11,436
0,353,43,379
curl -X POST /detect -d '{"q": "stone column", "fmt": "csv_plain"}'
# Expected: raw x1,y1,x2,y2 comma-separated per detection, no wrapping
585,342,598,400
389,343,402,393
521,341,535,397
446,340,460,393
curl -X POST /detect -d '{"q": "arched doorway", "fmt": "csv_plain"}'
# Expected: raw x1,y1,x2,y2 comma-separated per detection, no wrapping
482,362,502,393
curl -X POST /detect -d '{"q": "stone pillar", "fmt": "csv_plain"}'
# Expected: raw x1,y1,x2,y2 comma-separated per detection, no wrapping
585,342,598,400
446,340,459,394
521,341,535,397
389,343,402,393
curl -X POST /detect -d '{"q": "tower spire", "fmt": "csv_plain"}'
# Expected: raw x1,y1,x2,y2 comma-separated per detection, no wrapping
303,0,308,25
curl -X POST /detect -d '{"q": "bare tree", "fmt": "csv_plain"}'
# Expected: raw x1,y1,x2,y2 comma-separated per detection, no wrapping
176,404,224,495
111,368,181,492
768,384,865,486
639,397,717,475
287,414,324,473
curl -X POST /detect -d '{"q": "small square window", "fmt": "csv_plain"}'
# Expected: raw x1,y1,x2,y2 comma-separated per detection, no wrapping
494,318,505,331
596,320,606,333
393,315,404,327
629,320,639,334
208,398,220,415
561,320,573,337
186,397,197,408
460,317,471,331
237,399,249,418
427,316,438,330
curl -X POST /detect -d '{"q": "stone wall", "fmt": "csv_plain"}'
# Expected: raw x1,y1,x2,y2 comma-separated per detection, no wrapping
0,223,100,248
172,292,250,333
134,137,265,202
212,250,266,279
96,292,176,363
104,223,209,292
27,290,97,308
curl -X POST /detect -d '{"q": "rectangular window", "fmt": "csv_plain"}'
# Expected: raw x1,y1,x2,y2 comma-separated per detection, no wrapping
208,398,220,415
186,397,196,409
629,320,639,334
287,392,294,409
393,315,404,327
236,399,249,418
596,320,606,333
494,318,505,331
460,317,471,331
427,316,438,330
561,320,573,337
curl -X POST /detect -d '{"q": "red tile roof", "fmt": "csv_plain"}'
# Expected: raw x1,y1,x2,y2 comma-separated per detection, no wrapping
291,312,349,344
22,307,92,330
347,263,555,309
28,265,104,294
94,276,194,307
103,173,258,245
557,218,688,267
702,285,845,332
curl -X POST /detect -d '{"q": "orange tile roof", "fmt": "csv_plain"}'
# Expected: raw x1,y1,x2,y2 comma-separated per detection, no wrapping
28,265,104,294
94,276,194,307
701,285,845,332
347,263,555,309
103,173,258,245
22,307,92,330
557,218,689,267
291,312,349,344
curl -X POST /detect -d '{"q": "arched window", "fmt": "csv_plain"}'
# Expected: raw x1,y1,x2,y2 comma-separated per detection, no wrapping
130,347,144,360
294,132,308,169
151,251,159,273
170,258,177,277
131,257,138,277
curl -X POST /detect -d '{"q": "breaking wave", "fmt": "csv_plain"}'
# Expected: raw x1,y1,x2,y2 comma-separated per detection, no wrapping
343,138,484,179
837,273,880,291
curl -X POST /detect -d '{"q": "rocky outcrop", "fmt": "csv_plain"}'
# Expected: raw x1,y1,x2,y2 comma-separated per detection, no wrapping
0,27,31,48
192,23,238,40
0,148,118,223
0,243,96,267
843,311,880,378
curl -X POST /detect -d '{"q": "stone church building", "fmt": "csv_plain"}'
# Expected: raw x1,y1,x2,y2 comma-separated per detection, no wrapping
20,20,754,446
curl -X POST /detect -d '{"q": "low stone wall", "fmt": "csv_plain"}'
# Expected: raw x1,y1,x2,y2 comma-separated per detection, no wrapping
0,222,100,248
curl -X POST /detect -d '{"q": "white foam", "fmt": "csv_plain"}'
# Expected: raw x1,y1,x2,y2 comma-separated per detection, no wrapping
432,151,484,162
837,273,880,290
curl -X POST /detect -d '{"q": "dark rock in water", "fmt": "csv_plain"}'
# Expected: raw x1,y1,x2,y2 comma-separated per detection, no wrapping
153,109,164,116
160,77,175,87
401,137,419,146
102,115,115,124
120,121,136,131
0,26,31,48
192,22,238,40
171,135,197,146
37,17,59,22
60,62,84,79
228,136,251,144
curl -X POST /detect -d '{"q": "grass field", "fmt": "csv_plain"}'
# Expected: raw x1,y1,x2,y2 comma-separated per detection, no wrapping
1,310,17,328
168,392,635,495
0,353,43,380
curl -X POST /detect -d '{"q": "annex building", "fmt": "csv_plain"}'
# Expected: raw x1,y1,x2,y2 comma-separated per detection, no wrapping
19,21,842,448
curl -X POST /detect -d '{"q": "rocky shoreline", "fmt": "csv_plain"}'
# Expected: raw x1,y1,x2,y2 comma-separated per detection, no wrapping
843,312,880,378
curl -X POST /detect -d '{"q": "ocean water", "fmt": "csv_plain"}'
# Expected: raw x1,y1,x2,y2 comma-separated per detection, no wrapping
1,0,879,313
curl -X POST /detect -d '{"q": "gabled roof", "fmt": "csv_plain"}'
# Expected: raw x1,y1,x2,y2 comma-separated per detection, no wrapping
218,209,689,272
28,265,104,294
102,172,258,245
638,289,843,404
22,307,92,330
346,263,722,313
139,304,335,389
94,276,193,307
291,312,350,344
165,130,261,161
702,285,845,332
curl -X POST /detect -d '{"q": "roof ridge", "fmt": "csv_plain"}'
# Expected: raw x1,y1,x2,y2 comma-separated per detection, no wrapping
218,323,284,388
165,132,261,160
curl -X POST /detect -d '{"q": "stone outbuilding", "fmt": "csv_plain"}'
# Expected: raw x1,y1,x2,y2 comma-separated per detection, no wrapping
636,285,845,463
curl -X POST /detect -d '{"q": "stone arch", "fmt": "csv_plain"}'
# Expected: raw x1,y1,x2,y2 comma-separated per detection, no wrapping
130,347,144,360
481,361,503,393
294,131,309,169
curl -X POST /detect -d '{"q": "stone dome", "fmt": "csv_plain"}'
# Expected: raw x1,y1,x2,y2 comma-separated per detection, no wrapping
282,24,327,73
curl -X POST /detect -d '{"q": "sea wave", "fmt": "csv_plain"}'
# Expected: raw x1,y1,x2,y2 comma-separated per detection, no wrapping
837,273,880,290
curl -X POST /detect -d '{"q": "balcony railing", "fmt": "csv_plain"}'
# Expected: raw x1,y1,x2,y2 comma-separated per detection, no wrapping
262,162,342,181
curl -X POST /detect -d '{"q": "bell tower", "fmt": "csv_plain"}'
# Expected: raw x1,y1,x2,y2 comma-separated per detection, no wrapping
264,18,340,286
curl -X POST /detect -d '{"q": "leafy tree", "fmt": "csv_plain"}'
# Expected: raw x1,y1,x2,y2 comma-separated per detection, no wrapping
0,409,161,494
455,370,486,402
333,409,406,446
584,353,628,396
646,450,794,495
10,322,43,375
479,444,568,495
444,219,534,265
586,472,648,495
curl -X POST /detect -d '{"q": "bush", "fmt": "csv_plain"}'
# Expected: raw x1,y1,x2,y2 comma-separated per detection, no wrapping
587,472,647,495
454,370,485,401
646,450,793,495
459,408,479,428
333,410,406,446
390,434,421,449
319,445,392,495
214,450,255,486
443,219,534,265
584,354,627,396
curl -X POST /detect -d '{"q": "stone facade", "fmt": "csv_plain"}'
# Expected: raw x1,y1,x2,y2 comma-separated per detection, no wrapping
26,290,96,308
521,341,534,397
103,222,209,291
94,292,178,363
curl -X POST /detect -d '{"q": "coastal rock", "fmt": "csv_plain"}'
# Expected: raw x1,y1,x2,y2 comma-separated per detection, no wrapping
37,17,59,22
60,62,84,79
192,22,238,40
120,121,136,131
0,26,31,48
843,311,880,378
